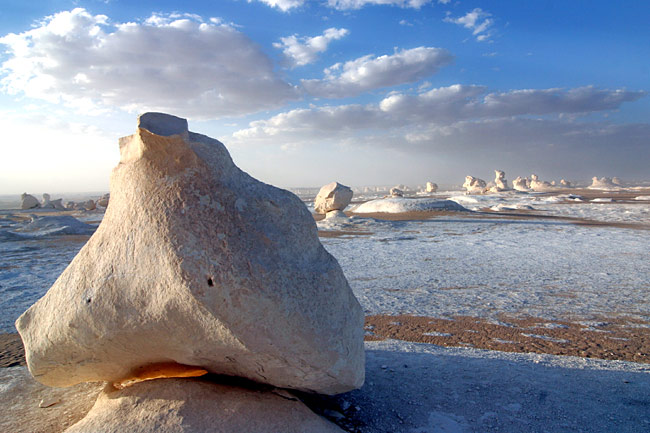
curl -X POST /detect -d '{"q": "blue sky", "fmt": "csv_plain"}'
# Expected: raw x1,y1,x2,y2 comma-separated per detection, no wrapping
0,0,648,193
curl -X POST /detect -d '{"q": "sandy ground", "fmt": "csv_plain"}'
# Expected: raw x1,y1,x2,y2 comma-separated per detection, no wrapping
365,314,650,364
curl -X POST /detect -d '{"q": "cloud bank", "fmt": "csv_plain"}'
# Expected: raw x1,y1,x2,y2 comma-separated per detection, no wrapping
302,47,453,98
0,8,297,118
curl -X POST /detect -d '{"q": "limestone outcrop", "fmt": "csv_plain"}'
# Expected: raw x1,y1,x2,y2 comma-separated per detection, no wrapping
16,112,365,395
389,187,404,197
589,176,619,190
529,174,554,192
493,170,508,191
512,176,530,191
314,182,353,214
463,176,486,194
64,378,345,433
20,193,40,210
425,182,438,193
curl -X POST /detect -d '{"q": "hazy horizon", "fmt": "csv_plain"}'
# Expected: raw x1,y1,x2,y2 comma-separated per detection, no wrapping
1,1,648,195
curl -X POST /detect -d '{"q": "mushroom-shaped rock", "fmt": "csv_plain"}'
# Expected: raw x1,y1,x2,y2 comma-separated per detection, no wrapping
16,112,365,395
462,176,486,194
314,182,353,214
389,187,404,197
425,182,438,193
494,170,508,191
21,193,41,210
41,193,54,208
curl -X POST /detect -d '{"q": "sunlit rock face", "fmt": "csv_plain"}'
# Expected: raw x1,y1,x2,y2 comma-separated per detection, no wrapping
488,170,509,193
512,176,530,191
463,176,486,194
17,112,365,395
314,182,353,214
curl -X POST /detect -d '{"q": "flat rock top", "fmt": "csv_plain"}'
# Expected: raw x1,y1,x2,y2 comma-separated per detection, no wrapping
138,112,188,137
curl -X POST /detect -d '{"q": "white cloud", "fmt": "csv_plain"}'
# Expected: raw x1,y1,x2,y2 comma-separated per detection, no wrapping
444,8,495,41
0,8,298,119
229,85,650,184
326,0,432,10
229,85,648,182
301,47,454,98
250,0,306,12
274,28,349,67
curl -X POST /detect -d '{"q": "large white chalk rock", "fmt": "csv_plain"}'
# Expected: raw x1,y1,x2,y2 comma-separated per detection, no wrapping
314,182,353,214
389,187,404,197
425,182,438,193
20,193,41,210
462,176,486,194
64,378,345,433
489,170,509,192
16,113,364,395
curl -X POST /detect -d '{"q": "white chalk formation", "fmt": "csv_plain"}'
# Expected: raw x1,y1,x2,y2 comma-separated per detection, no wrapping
16,112,364,433
529,174,554,192
488,170,509,193
463,176,487,194
512,176,530,191
20,193,40,210
560,179,571,187
314,182,353,217
389,187,404,197
589,176,620,190
425,182,438,193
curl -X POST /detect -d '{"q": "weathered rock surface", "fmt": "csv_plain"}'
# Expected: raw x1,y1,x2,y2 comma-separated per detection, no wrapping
20,193,40,210
462,176,486,194
0,366,103,433
389,187,404,197
489,170,508,192
41,193,53,208
64,378,345,433
314,182,353,214
16,112,364,395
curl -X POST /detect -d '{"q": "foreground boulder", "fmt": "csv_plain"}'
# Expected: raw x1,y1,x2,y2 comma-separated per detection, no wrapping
17,112,364,395
314,182,353,214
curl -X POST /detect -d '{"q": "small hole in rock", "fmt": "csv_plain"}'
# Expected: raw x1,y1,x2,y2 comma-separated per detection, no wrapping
207,278,214,287
86,298,92,304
